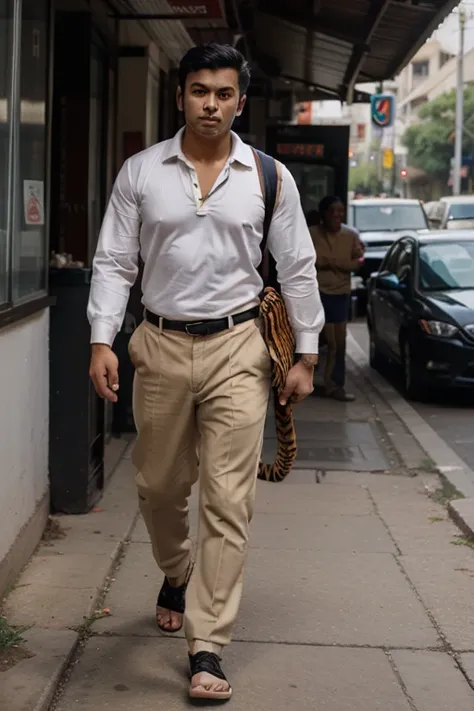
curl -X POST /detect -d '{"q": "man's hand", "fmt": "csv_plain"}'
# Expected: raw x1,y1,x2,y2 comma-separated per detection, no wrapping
89,344,119,403
279,360,316,406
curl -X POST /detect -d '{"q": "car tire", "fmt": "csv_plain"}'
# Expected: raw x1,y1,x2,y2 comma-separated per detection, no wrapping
402,340,424,401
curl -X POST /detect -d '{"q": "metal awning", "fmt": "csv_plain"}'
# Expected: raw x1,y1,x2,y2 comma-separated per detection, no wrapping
108,1,461,101
236,0,462,101
107,1,233,62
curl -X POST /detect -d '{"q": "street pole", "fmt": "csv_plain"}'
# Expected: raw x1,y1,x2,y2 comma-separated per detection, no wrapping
453,7,465,195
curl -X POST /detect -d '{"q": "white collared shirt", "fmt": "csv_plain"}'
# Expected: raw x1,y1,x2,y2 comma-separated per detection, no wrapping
87,127,324,353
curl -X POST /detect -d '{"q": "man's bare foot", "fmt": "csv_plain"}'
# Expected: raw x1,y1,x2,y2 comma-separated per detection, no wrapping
189,652,232,701
156,568,191,634
156,606,182,632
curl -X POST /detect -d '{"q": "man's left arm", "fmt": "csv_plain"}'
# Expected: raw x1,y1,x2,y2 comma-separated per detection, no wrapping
266,164,326,403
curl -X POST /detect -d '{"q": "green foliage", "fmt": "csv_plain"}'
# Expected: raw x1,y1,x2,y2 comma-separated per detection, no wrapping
0,616,26,651
402,85,474,180
349,161,383,195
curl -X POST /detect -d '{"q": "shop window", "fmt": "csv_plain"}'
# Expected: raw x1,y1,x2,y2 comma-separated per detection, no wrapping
0,0,50,318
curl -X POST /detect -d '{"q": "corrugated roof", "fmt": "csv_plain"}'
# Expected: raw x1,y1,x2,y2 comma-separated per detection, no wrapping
246,0,462,100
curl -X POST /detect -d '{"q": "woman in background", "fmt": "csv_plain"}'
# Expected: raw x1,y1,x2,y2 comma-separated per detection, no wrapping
309,196,365,402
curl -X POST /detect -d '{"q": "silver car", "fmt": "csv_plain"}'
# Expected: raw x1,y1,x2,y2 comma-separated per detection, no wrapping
348,198,430,285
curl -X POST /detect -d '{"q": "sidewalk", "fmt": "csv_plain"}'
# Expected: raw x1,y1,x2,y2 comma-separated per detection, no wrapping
3,363,474,710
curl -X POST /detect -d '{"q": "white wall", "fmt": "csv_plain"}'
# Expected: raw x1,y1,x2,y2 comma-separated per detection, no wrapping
0,309,49,563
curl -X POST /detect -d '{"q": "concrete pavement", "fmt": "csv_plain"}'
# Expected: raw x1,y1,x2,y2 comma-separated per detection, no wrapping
2,367,474,710
349,321,474,482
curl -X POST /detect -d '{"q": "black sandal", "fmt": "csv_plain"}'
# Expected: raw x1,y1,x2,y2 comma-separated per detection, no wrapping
156,564,192,634
188,651,232,701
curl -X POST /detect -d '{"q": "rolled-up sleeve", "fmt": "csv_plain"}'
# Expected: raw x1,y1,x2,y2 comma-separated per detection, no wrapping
266,164,325,353
87,159,141,346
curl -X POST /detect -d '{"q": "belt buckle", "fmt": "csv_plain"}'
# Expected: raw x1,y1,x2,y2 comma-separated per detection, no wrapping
185,321,205,336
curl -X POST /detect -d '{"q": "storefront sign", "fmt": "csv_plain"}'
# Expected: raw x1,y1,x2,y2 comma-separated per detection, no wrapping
168,1,224,18
24,180,45,226
276,143,325,158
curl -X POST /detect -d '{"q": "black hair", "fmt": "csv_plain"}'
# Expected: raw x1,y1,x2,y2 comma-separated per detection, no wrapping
178,43,251,96
306,210,320,227
318,195,343,217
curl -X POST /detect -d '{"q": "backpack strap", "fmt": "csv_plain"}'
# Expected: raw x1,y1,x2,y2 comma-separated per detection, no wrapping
251,147,282,284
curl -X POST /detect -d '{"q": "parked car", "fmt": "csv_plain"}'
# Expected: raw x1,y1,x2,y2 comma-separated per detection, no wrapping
348,198,430,283
424,195,474,230
366,230,474,399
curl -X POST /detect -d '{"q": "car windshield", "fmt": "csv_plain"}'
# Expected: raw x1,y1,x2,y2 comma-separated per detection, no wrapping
353,204,427,232
447,203,474,221
419,241,474,291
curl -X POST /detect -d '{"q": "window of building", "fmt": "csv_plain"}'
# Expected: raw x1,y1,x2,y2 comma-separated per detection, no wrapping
440,51,451,68
412,60,429,77
0,0,50,316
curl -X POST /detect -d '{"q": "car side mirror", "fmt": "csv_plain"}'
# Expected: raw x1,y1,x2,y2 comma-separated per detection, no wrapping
378,273,401,290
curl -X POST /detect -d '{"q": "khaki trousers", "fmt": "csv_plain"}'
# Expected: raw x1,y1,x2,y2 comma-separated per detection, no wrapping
128,317,271,653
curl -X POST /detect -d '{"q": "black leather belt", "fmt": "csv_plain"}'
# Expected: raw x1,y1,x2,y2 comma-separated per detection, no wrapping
145,306,260,336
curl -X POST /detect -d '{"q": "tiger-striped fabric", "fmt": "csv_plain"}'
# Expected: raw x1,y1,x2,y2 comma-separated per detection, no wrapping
258,286,297,482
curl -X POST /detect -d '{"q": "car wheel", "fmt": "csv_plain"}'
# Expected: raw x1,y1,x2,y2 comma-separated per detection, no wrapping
402,340,423,400
369,327,384,371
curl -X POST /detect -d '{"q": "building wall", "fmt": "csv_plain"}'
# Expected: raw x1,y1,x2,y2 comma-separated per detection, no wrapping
0,309,50,592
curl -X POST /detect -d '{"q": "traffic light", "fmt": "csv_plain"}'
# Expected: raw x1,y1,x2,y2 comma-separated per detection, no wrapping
400,168,408,179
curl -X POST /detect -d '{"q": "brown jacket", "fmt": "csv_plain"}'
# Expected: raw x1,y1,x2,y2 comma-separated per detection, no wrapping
310,225,364,295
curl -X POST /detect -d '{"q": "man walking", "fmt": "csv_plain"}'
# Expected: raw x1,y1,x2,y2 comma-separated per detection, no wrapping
88,43,324,701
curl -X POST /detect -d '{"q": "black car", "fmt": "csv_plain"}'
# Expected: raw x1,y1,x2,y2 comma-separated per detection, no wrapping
366,230,474,399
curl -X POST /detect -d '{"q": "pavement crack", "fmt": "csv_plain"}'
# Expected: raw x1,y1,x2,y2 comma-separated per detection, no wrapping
47,512,140,710
454,654,474,692
89,631,447,653
385,650,420,711
365,487,403,557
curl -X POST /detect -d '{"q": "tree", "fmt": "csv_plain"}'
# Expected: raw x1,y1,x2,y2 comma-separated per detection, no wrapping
349,161,382,195
402,84,474,181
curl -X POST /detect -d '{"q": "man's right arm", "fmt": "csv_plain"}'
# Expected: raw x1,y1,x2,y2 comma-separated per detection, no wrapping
87,159,141,401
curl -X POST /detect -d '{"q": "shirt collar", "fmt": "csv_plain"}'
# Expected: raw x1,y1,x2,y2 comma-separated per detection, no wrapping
162,126,253,170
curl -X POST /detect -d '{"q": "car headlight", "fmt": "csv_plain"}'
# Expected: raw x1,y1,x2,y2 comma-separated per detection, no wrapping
419,320,458,338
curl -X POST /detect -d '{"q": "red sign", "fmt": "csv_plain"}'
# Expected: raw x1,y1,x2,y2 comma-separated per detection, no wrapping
168,1,224,18
277,143,325,158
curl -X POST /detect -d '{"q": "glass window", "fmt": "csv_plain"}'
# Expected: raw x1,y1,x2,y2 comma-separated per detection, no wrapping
382,243,401,273
419,241,474,291
413,60,429,77
286,163,335,215
353,204,428,232
447,203,474,221
12,0,48,302
393,240,413,283
0,0,13,306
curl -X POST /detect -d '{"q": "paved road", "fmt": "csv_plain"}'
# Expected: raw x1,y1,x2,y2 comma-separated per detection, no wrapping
349,321,474,472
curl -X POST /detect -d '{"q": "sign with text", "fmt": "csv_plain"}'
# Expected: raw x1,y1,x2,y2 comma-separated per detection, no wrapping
371,94,395,128
277,143,325,158
168,1,224,18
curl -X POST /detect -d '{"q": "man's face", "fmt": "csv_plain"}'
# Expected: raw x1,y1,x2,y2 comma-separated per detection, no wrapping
177,68,246,139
